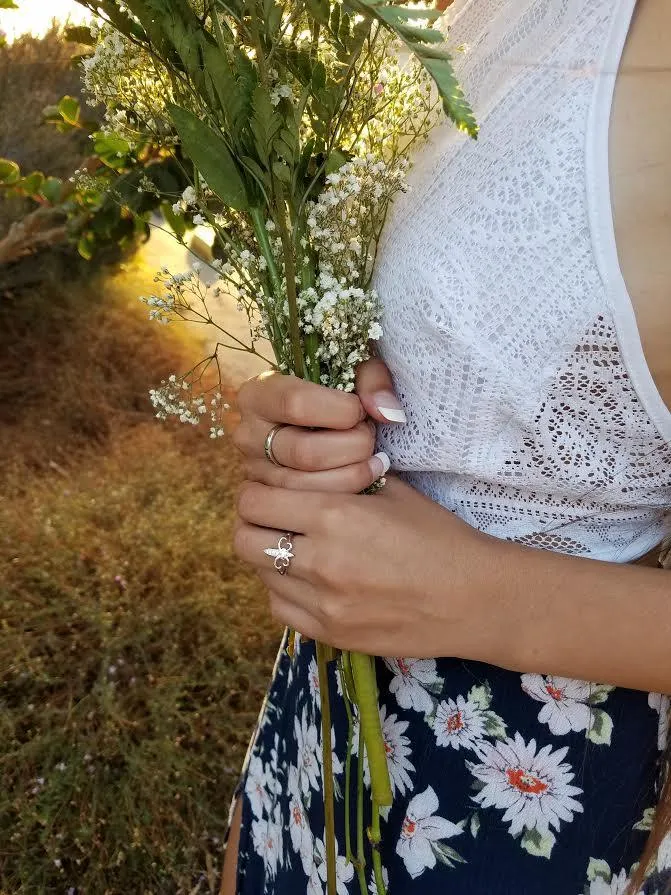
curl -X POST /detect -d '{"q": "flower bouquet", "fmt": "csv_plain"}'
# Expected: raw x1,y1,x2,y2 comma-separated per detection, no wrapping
73,1,477,891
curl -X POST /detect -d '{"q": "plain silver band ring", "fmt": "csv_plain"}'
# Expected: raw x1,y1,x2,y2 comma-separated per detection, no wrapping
264,423,288,467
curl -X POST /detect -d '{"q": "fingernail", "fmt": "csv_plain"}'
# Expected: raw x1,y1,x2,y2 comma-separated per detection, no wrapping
374,391,407,423
369,451,391,478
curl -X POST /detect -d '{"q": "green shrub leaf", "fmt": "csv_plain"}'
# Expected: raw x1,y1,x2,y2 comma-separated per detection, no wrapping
0,158,21,184
58,95,81,126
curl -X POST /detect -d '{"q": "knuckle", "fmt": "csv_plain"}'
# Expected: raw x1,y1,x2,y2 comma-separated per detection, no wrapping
320,496,348,532
279,387,308,426
232,523,249,559
236,378,256,413
236,481,258,519
231,421,247,452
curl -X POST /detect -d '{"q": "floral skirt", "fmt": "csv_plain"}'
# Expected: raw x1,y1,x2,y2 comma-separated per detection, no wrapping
231,632,669,894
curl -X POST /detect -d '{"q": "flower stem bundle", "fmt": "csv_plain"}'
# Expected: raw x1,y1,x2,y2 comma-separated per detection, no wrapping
73,1,477,890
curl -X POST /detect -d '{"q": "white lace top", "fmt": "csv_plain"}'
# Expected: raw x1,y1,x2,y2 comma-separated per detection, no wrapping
375,0,671,563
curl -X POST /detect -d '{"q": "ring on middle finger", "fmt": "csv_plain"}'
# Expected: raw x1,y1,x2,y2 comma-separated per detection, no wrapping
264,423,289,467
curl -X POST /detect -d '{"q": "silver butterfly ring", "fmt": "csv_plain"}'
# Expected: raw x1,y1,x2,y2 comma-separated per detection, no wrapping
264,533,295,575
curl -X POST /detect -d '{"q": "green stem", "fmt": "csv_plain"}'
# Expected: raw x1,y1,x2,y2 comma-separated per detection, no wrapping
349,652,393,807
342,661,354,865
316,642,337,895
370,798,387,895
274,188,305,378
356,734,367,895
249,206,282,297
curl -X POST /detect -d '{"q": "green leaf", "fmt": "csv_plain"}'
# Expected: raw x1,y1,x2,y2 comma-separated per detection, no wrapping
467,683,492,711
431,841,466,868
64,25,96,45
250,85,283,165
58,95,81,126
0,0,19,8
40,177,64,205
586,708,613,746
482,710,507,740
272,161,291,184
344,0,478,137
586,684,614,705
325,150,348,175
587,858,612,883
521,828,555,859
167,104,249,211
78,231,97,261
0,158,20,184
19,171,45,196
305,0,330,25
469,812,480,838
634,807,656,832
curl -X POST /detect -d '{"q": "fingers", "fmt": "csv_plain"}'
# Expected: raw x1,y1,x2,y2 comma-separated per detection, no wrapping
237,481,335,534
234,416,375,467
355,356,407,424
245,450,390,492
233,521,314,581
237,370,365,430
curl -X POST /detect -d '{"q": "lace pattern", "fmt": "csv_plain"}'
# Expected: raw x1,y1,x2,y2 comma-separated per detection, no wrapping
374,0,671,562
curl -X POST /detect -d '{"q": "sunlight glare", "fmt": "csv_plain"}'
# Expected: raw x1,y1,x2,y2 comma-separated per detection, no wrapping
0,0,91,43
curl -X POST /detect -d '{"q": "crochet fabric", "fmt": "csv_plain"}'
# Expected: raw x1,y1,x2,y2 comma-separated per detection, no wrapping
375,0,671,562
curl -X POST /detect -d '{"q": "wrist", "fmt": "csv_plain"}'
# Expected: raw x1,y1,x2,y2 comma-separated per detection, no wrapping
433,524,523,667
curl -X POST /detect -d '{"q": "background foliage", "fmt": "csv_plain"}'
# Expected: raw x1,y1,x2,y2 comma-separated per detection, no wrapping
0,25,277,895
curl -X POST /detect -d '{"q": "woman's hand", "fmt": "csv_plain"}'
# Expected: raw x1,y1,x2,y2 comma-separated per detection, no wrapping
232,358,406,493
234,475,500,659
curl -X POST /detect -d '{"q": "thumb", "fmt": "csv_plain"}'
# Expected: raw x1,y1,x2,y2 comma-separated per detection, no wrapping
355,356,407,424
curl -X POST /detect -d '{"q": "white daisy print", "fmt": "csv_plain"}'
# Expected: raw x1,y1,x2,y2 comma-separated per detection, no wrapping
396,785,464,878
251,803,283,880
317,724,344,779
521,674,613,742
295,706,321,797
368,865,389,894
307,836,354,895
245,754,271,820
385,657,440,714
433,693,488,753
583,859,641,895
381,705,415,797
648,691,670,751
308,656,321,705
288,765,314,876
468,733,583,843
587,868,631,894
353,704,415,797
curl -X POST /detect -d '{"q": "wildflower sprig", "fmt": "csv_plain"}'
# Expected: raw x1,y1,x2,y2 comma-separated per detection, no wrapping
73,1,477,892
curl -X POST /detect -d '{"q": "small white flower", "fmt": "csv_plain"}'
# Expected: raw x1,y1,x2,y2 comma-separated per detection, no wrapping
385,657,440,714
192,213,206,225
396,786,463,878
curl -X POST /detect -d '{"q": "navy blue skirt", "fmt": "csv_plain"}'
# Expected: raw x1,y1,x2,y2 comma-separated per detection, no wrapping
232,633,668,894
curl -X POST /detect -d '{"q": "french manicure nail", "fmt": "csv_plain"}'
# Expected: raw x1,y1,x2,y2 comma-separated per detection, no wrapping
369,451,391,478
374,390,407,423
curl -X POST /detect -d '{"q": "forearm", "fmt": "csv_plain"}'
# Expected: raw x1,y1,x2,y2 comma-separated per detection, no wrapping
473,535,671,693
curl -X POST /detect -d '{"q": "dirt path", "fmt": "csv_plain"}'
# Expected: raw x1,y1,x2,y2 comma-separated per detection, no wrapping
135,219,271,387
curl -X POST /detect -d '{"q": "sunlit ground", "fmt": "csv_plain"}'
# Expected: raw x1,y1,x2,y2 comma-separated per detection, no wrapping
0,0,90,42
